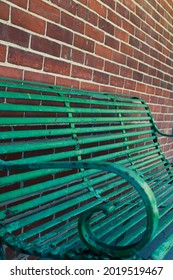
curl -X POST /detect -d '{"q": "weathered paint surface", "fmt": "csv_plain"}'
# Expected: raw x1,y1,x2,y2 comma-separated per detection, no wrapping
0,78,172,260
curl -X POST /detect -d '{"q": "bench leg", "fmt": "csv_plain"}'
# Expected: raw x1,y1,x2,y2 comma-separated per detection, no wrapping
0,242,6,260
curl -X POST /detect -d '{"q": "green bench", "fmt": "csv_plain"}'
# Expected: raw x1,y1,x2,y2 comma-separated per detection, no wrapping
0,78,173,260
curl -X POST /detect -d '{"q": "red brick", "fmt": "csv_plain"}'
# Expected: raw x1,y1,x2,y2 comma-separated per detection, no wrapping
161,63,169,73
100,0,115,9
0,66,22,79
105,35,119,50
160,81,168,89
143,75,152,85
47,23,73,45
44,58,71,76
150,95,159,104
151,30,159,43
0,45,6,62
161,0,172,12
61,12,84,34
140,93,150,103
120,66,132,78
130,13,141,27
122,0,135,11
51,0,77,15
74,34,95,53
135,0,144,5
72,65,92,80
31,36,61,57
127,57,138,69
136,29,146,42
151,10,161,23
85,24,104,43
95,44,112,60
133,71,143,82
112,51,126,64
61,46,72,60
124,79,136,90
104,61,119,75
56,77,80,89
157,4,164,17
122,19,135,35
80,82,100,91
164,74,171,82
155,89,164,99
93,71,109,84
136,6,146,21
8,47,43,70
165,57,172,67
110,76,124,87
160,17,167,29
152,78,161,87
76,4,87,19
29,0,60,23
85,54,104,70
144,55,154,67
0,23,29,47
78,0,87,5
164,30,170,41
146,86,155,95
115,28,129,42
11,7,46,34
148,0,157,8
87,10,99,27
141,21,151,35
88,0,106,18
139,63,148,73
6,0,28,8
148,67,156,77
0,1,9,20
116,3,130,18
108,10,122,27
150,104,161,113
153,60,161,70
120,43,133,56
136,82,146,92
24,71,55,84
77,5,98,26
71,49,85,64
140,42,150,54
129,36,140,48
100,85,116,92
99,18,114,36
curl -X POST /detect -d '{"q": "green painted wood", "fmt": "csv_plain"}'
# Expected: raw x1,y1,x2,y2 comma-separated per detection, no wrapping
0,78,173,260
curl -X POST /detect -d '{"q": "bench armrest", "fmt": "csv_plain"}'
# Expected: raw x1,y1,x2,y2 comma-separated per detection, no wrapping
132,96,173,138
77,162,159,258
0,160,159,258
152,123,173,137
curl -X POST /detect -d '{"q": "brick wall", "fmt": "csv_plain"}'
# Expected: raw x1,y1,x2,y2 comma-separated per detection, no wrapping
0,0,173,158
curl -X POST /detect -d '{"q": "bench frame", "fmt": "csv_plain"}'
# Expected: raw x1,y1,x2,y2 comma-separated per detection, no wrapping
0,78,173,260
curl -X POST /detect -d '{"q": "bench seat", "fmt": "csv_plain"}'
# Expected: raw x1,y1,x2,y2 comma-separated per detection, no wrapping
0,78,173,260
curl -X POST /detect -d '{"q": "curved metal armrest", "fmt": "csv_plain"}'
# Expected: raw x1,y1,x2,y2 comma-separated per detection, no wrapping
75,162,159,258
152,123,173,137
132,96,173,138
0,160,159,258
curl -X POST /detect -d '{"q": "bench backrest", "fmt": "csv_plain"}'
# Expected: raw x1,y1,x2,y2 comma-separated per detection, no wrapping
0,79,168,256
